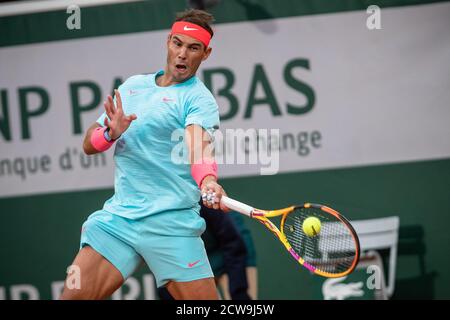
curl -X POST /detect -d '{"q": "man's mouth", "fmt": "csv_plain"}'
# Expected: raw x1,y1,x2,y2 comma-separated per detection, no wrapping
175,64,187,73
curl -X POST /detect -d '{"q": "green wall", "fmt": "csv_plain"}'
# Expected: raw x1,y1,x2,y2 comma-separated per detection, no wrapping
1,0,447,47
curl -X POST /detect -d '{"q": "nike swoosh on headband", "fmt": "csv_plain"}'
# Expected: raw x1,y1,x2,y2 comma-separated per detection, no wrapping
183,26,198,31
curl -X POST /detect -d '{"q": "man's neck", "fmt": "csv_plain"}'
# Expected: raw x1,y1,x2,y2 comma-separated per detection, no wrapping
156,74,175,87
156,68,193,87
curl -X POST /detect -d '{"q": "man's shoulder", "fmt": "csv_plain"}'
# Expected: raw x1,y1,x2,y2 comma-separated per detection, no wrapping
187,77,216,101
120,73,152,89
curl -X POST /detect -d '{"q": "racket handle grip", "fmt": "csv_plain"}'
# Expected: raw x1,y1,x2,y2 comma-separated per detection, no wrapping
221,196,254,217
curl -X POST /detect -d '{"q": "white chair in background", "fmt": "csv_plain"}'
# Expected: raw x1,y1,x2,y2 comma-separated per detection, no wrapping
351,216,400,298
318,216,400,300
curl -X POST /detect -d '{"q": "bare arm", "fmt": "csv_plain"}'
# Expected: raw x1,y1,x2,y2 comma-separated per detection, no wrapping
185,124,228,211
185,124,214,168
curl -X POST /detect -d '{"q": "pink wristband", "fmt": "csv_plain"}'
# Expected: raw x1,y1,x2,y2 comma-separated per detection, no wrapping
191,160,218,188
90,127,114,152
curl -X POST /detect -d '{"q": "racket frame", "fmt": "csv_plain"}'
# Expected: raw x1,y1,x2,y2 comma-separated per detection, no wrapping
221,196,360,278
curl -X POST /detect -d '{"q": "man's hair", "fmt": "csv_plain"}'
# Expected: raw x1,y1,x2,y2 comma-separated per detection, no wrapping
175,9,214,38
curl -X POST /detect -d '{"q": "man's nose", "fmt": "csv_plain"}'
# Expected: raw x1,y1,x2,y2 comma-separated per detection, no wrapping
178,46,187,59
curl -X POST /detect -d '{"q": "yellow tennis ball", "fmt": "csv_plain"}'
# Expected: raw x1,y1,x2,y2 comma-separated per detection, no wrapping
303,217,321,237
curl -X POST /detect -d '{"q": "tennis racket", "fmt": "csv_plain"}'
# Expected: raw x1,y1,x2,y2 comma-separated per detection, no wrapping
220,195,360,278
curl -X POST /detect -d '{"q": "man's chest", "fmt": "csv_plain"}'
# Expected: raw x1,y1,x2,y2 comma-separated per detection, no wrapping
122,89,185,136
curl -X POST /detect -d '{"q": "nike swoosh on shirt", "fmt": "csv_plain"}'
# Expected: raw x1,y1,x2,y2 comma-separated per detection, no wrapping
184,26,198,31
188,260,201,268
162,97,175,102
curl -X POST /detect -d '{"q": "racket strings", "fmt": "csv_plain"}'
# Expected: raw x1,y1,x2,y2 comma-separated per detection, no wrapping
283,207,357,275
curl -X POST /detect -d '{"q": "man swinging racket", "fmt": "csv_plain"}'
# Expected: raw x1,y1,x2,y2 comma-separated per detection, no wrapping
60,9,229,300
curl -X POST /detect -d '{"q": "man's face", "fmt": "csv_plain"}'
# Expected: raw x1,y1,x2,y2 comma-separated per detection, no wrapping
166,33,212,83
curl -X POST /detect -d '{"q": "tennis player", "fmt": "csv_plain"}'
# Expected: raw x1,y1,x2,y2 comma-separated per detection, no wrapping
60,9,228,300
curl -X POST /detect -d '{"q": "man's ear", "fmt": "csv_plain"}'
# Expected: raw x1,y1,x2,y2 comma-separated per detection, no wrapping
202,47,212,61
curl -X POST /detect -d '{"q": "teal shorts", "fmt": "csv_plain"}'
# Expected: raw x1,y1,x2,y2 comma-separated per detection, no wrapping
80,209,214,288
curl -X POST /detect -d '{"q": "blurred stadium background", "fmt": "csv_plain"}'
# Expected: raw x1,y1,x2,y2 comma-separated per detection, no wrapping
0,0,449,299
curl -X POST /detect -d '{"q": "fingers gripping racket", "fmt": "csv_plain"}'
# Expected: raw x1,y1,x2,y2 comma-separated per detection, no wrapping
220,196,360,278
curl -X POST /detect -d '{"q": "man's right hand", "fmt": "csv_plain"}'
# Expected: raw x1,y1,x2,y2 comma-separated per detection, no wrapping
103,89,137,140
